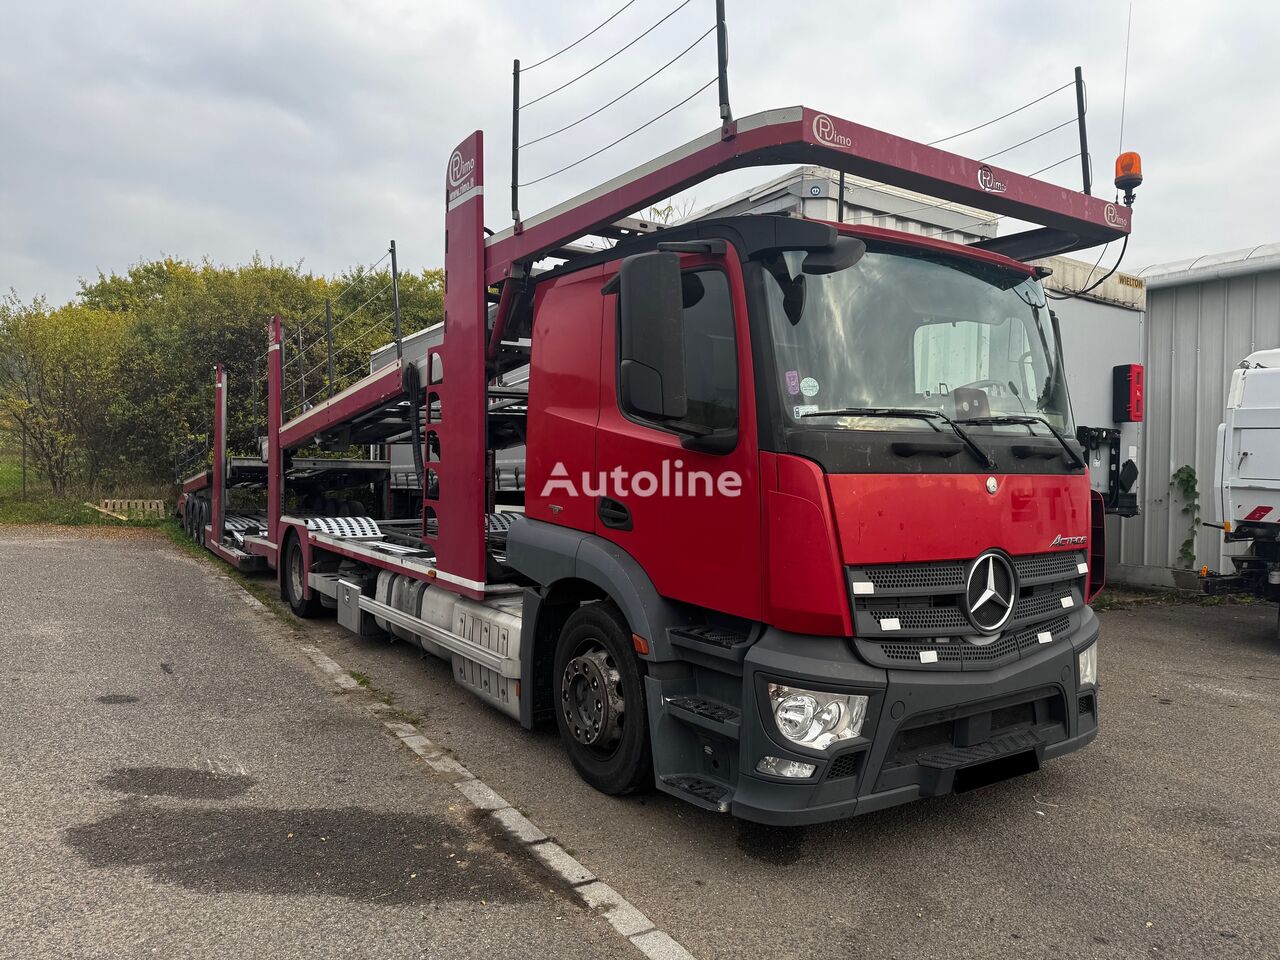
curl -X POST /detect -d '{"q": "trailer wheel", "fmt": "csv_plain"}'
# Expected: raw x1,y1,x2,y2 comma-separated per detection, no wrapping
283,533,323,618
553,602,652,795
196,499,206,546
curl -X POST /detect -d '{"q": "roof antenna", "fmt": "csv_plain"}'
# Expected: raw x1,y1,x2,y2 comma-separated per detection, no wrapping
1113,3,1142,207
1118,2,1133,162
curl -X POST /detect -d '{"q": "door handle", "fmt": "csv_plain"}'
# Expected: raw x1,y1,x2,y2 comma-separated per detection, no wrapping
597,497,632,531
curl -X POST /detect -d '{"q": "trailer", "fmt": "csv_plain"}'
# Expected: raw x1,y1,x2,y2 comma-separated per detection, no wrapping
1201,349,1280,636
176,101,1135,824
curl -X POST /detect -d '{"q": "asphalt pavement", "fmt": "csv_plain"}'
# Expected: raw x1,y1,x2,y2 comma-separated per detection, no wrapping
3,526,1277,959
0,527,625,959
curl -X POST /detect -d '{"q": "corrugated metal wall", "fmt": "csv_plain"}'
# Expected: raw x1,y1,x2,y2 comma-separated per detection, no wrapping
1119,268,1280,584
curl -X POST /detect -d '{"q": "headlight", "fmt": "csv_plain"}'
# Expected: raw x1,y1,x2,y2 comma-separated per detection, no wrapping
1078,643,1097,686
767,683,868,750
755,756,817,779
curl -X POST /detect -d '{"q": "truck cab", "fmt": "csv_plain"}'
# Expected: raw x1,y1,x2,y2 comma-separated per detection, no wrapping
1206,349,1280,633
503,214,1102,822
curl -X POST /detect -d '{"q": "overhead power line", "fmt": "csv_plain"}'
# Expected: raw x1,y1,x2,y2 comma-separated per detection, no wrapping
521,0,694,109
519,76,716,187
521,24,715,149
979,117,1077,162
297,249,391,336
521,0,640,72
928,81,1074,147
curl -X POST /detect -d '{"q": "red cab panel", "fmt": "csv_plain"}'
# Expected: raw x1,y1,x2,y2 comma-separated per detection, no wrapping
593,252,763,622
827,472,1092,564
525,266,607,534
761,453,853,637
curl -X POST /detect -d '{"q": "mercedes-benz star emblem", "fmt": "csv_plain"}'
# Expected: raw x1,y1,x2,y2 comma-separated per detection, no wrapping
965,551,1016,634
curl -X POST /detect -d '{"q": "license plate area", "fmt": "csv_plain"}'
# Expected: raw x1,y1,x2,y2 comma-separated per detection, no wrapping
953,749,1040,793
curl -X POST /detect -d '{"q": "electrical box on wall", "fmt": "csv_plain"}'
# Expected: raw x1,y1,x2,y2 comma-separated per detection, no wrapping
1112,363,1144,422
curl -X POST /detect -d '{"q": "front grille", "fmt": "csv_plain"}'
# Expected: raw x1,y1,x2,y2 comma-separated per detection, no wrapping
1014,551,1083,583
849,549,1084,670
870,604,969,633
863,562,965,593
866,617,1070,669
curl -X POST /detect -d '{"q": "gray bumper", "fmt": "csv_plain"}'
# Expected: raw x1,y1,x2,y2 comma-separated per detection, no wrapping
730,609,1100,826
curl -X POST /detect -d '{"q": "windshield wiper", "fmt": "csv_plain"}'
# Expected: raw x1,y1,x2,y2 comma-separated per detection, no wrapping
957,414,1085,469
801,407,996,468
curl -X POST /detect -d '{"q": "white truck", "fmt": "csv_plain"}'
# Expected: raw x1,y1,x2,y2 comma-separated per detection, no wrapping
1206,348,1280,636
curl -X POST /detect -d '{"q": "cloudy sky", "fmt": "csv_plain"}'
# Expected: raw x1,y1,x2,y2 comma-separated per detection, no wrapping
3,0,1276,304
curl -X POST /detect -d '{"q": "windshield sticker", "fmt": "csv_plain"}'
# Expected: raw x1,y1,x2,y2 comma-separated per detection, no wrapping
800,376,820,397
785,370,800,395
794,404,819,418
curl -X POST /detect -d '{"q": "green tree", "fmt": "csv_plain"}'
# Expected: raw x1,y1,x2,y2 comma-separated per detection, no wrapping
0,295,131,493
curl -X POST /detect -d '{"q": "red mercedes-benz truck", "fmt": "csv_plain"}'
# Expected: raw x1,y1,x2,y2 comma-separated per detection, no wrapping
179,106,1131,824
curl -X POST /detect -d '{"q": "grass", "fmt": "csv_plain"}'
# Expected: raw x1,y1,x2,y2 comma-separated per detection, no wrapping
0,453,22,497
0,451,172,527
0,497,103,525
0,494,170,527
1091,581,1263,611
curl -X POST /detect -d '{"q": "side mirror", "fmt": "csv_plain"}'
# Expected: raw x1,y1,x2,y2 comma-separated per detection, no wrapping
611,251,688,422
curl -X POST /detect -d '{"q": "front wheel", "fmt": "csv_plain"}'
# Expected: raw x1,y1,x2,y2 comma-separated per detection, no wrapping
553,602,652,795
283,533,322,618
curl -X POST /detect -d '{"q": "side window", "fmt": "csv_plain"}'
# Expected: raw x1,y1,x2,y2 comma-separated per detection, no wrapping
680,270,737,430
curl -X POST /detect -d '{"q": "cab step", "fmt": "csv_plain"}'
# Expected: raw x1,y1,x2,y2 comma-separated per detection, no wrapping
670,625,750,649
665,695,741,738
916,730,1042,769
659,774,732,813
667,625,752,670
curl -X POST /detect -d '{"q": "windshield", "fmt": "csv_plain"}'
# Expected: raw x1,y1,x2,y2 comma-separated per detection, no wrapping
761,244,1073,432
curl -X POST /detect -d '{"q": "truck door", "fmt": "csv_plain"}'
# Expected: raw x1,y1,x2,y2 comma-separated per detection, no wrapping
595,252,762,622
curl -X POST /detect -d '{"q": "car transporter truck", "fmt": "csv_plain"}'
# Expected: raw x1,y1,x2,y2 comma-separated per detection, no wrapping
177,102,1138,825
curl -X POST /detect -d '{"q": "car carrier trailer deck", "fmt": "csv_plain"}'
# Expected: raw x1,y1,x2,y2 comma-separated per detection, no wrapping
177,102,1134,824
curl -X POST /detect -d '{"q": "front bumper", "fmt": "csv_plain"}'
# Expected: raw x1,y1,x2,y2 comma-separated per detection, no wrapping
730,608,1100,825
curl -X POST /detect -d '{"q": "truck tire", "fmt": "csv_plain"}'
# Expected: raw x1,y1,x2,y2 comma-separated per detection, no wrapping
283,533,323,618
553,602,652,796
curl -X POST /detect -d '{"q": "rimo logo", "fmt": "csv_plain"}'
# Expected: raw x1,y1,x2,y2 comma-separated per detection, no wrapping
1104,203,1125,227
448,150,475,188
1050,533,1088,547
976,164,1008,193
812,114,852,149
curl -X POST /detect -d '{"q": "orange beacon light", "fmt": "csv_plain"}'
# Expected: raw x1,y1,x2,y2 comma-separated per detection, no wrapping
1115,151,1143,205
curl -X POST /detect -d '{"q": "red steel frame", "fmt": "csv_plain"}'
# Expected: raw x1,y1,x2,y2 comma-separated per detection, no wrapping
483,105,1131,285
221,104,1132,605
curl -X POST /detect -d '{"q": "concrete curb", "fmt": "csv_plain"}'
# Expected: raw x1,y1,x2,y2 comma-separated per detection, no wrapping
287,609,698,958
376,716,695,959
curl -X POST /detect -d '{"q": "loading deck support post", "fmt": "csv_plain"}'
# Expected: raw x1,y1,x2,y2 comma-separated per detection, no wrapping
390,240,403,360
267,315,284,545
211,363,227,546
511,59,521,225
325,298,334,397
1075,66,1091,196
716,0,732,133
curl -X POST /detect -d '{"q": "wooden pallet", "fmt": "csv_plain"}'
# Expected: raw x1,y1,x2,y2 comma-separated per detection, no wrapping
87,498,167,521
